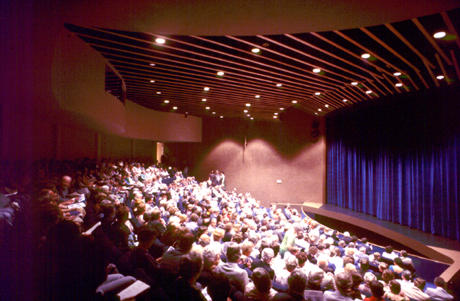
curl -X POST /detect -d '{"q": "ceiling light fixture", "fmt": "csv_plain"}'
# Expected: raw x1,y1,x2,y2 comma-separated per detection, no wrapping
436,75,445,80
315,92,321,96
217,71,225,76
243,109,248,113
433,31,446,39
273,116,278,119
395,83,403,87
203,87,210,91
255,95,260,99
205,106,210,110
164,100,170,104
172,106,177,110
318,108,322,112
315,112,318,115
156,91,161,95
201,98,207,102
220,116,224,119
313,68,321,73
361,53,371,59
212,112,216,115
343,99,348,103
366,90,373,94
251,47,261,54
274,112,278,115
149,63,156,66
250,117,254,120
155,37,166,44
325,104,329,108
291,100,298,104
150,80,155,83
276,83,283,87
245,103,251,107
351,82,358,86
280,107,284,111
393,72,402,76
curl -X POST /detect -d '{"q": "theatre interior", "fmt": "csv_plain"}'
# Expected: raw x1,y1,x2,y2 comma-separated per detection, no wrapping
1,1,460,300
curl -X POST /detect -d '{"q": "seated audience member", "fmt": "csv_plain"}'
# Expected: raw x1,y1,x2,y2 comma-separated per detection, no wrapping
350,272,364,300
381,269,395,285
324,272,353,301
364,280,385,301
206,273,232,301
304,269,324,301
198,246,220,288
425,277,454,301
273,255,298,292
245,267,276,301
359,272,377,298
389,257,405,278
159,230,195,276
215,242,249,293
382,246,398,263
384,280,408,301
402,277,430,301
171,252,207,301
272,270,307,301
251,247,275,280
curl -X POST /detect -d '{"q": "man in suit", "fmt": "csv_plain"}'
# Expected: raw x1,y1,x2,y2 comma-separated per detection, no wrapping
215,242,249,293
426,277,454,300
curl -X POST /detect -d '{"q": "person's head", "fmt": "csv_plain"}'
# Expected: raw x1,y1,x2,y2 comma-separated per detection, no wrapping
414,277,426,290
363,272,377,284
335,272,353,296
176,231,195,253
226,242,241,263
252,268,272,294
389,280,401,295
241,240,254,256
202,246,219,270
261,247,274,264
61,175,72,188
382,269,395,283
116,204,129,223
369,280,384,299
307,270,323,290
207,273,231,301
385,245,394,253
351,272,363,289
212,228,224,241
137,226,157,249
434,276,447,288
296,251,308,267
285,255,298,272
394,257,404,267
179,251,203,282
402,270,412,281
288,270,307,295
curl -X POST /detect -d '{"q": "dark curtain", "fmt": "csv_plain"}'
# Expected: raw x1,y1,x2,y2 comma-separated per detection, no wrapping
326,86,460,241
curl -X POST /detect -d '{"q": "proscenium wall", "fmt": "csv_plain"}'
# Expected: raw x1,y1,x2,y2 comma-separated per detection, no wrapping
167,109,326,206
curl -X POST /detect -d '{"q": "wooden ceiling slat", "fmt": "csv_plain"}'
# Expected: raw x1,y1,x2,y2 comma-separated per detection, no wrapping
450,50,460,80
412,18,453,66
441,11,460,50
423,60,440,87
435,53,450,84
372,74,394,95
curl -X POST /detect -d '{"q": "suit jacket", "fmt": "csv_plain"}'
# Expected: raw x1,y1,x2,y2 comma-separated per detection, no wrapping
215,261,248,292
425,287,454,301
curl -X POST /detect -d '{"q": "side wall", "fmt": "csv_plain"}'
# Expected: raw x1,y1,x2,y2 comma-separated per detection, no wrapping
167,110,326,206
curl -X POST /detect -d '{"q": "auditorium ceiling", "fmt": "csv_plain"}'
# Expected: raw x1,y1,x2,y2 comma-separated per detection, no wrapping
66,7,460,120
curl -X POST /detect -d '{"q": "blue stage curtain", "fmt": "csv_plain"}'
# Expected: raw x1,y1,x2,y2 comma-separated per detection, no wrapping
326,87,460,241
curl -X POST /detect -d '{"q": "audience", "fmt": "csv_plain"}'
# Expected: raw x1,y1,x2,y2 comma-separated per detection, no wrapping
1,159,456,301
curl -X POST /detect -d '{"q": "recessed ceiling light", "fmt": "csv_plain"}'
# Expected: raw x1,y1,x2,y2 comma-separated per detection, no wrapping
220,115,224,119
156,91,162,95
251,47,261,54
255,95,260,99
318,108,322,112
395,83,403,87
315,112,318,115
201,98,207,102
212,112,216,115
291,100,298,104
280,107,284,111
245,103,251,107
243,109,248,113
436,75,445,80
366,90,373,94
164,100,170,104
155,37,166,44
172,106,177,110
325,104,329,108
393,72,402,77
361,53,371,59
250,117,254,120
246,114,250,117
205,106,210,110
217,71,225,76
273,116,278,119
343,99,348,103
433,31,446,39
274,112,278,115
351,82,358,86
150,80,155,83
313,68,321,73
203,87,210,91
149,63,156,66
315,92,321,96
276,83,283,87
